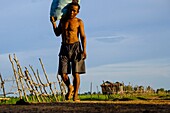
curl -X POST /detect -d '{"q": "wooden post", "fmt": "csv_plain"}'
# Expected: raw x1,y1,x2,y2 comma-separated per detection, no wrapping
24,69,36,102
97,86,99,99
13,54,29,102
25,67,42,102
90,82,92,100
29,66,43,93
53,82,59,97
36,69,50,102
9,54,22,99
29,65,46,102
39,58,57,101
57,74,66,101
22,71,33,96
0,73,6,97
24,68,41,102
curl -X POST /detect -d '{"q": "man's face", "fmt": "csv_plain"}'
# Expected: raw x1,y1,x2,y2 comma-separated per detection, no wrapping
68,5,79,19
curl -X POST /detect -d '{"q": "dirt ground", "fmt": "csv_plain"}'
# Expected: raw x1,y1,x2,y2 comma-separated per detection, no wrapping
0,100,170,113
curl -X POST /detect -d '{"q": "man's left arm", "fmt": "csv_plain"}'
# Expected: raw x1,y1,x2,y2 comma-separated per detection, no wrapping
79,19,87,59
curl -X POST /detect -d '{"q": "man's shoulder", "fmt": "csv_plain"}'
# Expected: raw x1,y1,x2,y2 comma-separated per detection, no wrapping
76,18,84,25
75,17,83,22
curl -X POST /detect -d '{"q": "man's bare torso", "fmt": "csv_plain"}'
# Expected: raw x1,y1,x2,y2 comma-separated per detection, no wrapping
61,17,81,44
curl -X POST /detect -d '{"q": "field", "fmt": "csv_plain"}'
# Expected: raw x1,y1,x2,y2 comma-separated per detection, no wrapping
0,100,170,113
0,94,170,113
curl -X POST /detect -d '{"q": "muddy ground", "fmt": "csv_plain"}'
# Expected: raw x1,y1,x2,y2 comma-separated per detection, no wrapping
0,100,170,113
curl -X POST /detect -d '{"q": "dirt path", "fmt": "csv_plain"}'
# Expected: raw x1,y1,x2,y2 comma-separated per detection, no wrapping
0,100,170,113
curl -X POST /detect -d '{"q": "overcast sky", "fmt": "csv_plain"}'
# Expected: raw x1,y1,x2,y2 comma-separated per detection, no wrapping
0,0,170,94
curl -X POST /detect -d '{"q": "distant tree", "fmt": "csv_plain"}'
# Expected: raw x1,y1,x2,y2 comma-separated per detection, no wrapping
139,86,144,93
146,86,155,94
134,86,138,92
124,84,133,93
93,92,96,94
133,85,144,93
98,91,101,94
156,88,165,94
166,90,170,94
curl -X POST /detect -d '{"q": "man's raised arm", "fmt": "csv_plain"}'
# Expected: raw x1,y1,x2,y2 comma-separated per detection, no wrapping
51,17,62,37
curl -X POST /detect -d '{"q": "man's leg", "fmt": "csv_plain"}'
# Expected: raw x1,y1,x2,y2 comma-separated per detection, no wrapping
73,73,80,101
61,73,70,87
61,73,74,100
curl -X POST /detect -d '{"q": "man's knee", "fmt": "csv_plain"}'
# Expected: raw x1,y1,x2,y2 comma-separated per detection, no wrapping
73,73,79,77
61,74,68,81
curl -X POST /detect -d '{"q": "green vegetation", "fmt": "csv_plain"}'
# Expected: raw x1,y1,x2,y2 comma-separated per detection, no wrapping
1,93,170,105
80,93,170,102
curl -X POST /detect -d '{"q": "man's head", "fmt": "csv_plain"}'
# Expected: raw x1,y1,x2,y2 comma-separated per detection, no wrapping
72,0,79,3
68,2,80,19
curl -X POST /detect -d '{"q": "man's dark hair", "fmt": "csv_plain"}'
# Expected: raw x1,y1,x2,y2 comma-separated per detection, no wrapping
72,0,79,3
69,2,80,10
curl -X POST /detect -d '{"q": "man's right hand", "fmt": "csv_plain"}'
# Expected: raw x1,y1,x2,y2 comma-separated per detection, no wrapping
50,16,57,23
50,16,57,29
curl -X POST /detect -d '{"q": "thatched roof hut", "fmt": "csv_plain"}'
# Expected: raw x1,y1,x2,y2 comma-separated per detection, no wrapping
101,81,124,94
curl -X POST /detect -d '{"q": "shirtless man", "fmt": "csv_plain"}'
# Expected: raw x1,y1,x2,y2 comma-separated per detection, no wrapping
51,2,87,101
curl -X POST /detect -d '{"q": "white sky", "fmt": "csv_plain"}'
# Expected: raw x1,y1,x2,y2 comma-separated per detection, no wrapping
0,0,170,94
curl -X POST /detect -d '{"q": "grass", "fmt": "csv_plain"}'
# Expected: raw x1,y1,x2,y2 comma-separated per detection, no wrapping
79,93,170,101
0,93,170,105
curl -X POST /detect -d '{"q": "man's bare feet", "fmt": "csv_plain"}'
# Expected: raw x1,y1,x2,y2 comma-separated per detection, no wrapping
73,96,80,102
65,85,74,100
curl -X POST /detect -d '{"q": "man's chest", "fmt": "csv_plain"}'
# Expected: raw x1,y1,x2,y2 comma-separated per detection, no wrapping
62,21,79,31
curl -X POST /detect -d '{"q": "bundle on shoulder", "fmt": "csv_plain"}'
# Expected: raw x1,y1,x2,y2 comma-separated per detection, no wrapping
50,0,81,20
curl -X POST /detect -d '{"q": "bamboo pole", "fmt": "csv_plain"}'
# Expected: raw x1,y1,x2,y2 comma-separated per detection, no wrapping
36,69,48,95
53,82,58,96
9,54,22,99
0,73,6,97
39,58,57,101
57,74,66,100
22,72,32,95
26,69,39,94
27,66,39,93
23,68,36,102
29,66,43,93
29,65,45,102
13,54,29,102
90,82,92,100
36,69,51,102
53,81,60,101
24,68,40,102
24,69,35,102
25,67,41,102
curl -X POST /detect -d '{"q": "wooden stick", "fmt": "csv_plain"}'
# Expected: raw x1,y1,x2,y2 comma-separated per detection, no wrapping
0,73,6,97
39,58,57,101
22,71,32,95
23,68,36,102
29,65,46,102
13,54,29,102
29,66,43,93
57,74,66,100
36,69,48,95
24,68,40,102
36,69,51,102
9,54,22,99
53,81,60,101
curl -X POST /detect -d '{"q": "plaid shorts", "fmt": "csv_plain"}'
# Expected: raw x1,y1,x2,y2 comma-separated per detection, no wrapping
58,42,86,75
